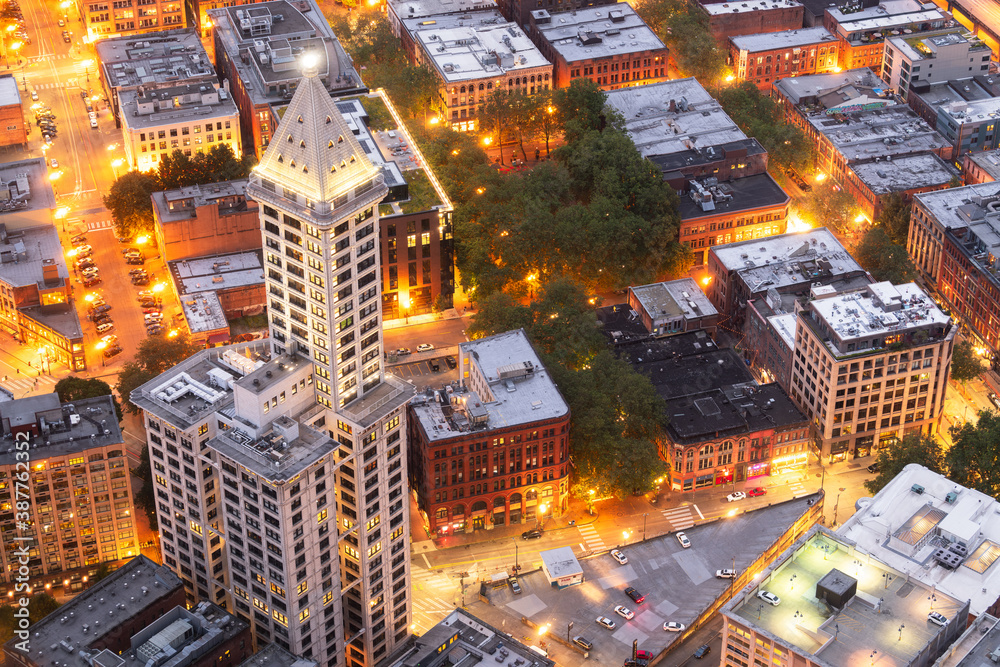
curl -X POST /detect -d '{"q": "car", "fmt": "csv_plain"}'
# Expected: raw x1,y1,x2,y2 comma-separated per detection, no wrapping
625,587,645,604
143,307,162,315
58,18,65,26
137,290,155,299
132,277,150,285
103,345,122,358
429,359,441,372
663,622,686,632
71,235,87,246
635,650,653,660
928,612,948,627
521,529,542,540
446,356,457,369
92,315,112,327
90,304,111,315
30,90,37,101
757,590,781,606
124,250,143,259
50,159,58,171
693,645,712,659
126,257,145,265
62,31,70,43
82,276,101,287
867,462,881,474
75,259,95,270
417,343,434,352
676,532,691,549
96,322,114,334
146,325,165,335
989,392,1000,411
572,636,593,651
144,313,164,322
75,244,92,255
100,334,118,344
596,617,616,631
81,267,99,277
716,569,737,579
396,348,411,356
90,117,98,129
139,300,160,308
610,549,628,565
614,606,634,620
128,268,147,276
88,299,106,310
726,491,747,502
747,487,766,497
508,578,521,594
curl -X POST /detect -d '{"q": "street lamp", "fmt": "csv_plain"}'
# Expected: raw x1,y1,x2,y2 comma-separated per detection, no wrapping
882,573,893,589
928,594,937,610
642,512,648,542
870,650,877,666
400,293,411,324
95,341,106,367
622,529,631,546
789,574,797,591
537,503,548,529
512,537,519,574
587,489,595,515
110,158,124,179
897,624,905,642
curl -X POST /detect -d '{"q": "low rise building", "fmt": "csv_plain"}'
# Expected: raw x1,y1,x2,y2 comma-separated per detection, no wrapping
699,0,804,46
413,22,551,132
388,0,501,60
839,464,1000,617
627,277,718,337
151,179,261,261
789,280,954,461
0,76,26,148
0,394,136,588
883,28,993,100
964,148,1000,184
772,67,895,124
823,0,948,71
720,526,969,667
845,152,956,221
911,84,1000,156
119,83,241,173
729,26,839,89
526,6,668,90
95,29,216,126
210,0,364,158
931,614,1000,667
907,75,1000,125
495,0,615,30
408,329,570,536
78,0,186,42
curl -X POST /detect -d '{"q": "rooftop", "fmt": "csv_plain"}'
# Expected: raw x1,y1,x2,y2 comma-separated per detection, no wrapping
415,23,549,83
0,157,57,219
914,180,1000,229
95,29,215,92
170,250,265,295
941,192,1000,285
335,98,408,197
825,0,937,25
0,74,20,107
411,330,569,442
530,5,665,62
887,27,988,61
678,173,789,220
966,148,1000,180
3,555,184,667
151,179,254,224
401,7,508,35
935,93,1000,126
665,382,807,443
389,0,497,20
115,602,247,667
239,645,318,667
0,394,123,465
724,526,968,665
839,464,1000,616
850,152,956,194
0,223,68,290
808,104,951,163
619,335,752,401
933,614,1000,667
630,277,718,323
20,302,84,341
119,83,238,131
701,0,802,15
773,67,891,106
596,303,653,346
729,26,837,52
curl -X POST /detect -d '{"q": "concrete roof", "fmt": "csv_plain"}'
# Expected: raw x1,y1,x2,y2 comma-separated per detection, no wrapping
678,173,789,221
152,179,253,224
0,75,20,107
825,0,936,25
335,98,408,195
966,148,1000,180
850,152,956,195
401,8,507,40
630,277,718,322
839,464,1000,616
0,394,123,465
768,312,798,351
389,0,497,20
540,546,582,579
809,104,950,163
620,336,754,401
95,29,215,92
730,26,836,52
0,157,57,217
20,303,83,341
0,223,68,289
702,0,801,16
531,5,665,63
119,85,239,131
665,382,807,443
178,291,228,333
240,645,318,667
937,94,1000,126
887,28,983,62
914,181,1000,229
773,68,890,105
170,250,265,294
416,23,549,83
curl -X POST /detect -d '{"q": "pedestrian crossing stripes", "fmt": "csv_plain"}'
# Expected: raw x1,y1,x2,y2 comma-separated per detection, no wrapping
0,373,57,397
578,523,606,552
32,82,73,90
788,482,806,497
661,506,695,530
86,219,114,232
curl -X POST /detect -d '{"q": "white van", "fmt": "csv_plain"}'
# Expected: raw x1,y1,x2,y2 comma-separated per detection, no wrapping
96,322,114,334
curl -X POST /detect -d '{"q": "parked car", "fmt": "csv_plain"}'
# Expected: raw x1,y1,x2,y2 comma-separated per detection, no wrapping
572,636,593,651
867,462,881,474
50,158,58,168
137,290,155,299
508,578,521,594
62,30,70,42
103,345,122,358
128,268,147,276
146,325,165,335
96,322,114,334
726,491,747,502
614,606,634,620
396,348,411,356
75,259,95,270
142,307,162,315
716,569,737,579
989,392,1000,411
30,90,38,101
92,315,112,327
90,304,111,315
100,334,118,345
70,234,87,246
75,244,93,255
610,549,628,565
676,532,691,549
758,590,781,606
446,356,457,369
748,487,766,497
139,299,160,308
625,587,645,604
126,257,145,266
596,617,616,631
132,276,150,285
635,650,653,660
81,267,99,278
927,612,948,627
429,359,441,372
82,276,101,287
521,529,542,540
663,622,685,632
693,645,712,659
417,343,434,352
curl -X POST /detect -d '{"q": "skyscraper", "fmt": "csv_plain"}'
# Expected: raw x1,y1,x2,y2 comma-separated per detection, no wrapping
134,55,414,667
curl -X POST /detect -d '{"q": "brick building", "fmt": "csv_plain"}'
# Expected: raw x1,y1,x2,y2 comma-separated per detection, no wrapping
77,0,186,42
964,149,1000,184
387,0,499,61
408,330,571,536
699,0,804,46
0,76,26,148
151,179,261,261
494,0,615,29
823,0,948,71
627,278,719,337
730,26,840,89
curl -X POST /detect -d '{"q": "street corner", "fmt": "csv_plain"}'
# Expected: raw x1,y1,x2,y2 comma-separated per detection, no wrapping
412,540,438,553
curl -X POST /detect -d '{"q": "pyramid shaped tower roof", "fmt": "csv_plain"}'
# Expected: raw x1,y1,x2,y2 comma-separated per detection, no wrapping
253,56,380,206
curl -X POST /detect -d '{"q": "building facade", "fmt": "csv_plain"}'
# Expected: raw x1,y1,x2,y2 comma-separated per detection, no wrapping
882,28,992,99
730,26,840,89
699,0,804,46
151,180,262,261
823,0,948,71
408,330,570,536
964,149,1000,184
495,0,615,30
0,76,26,148
627,278,719,337
78,0,186,42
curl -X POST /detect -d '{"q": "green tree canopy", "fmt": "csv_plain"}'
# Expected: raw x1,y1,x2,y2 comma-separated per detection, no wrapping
716,81,813,173
0,594,61,646
54,376,123,423
156,145,256,190
551,78,607,144
947,410,1000,497
116,334,202,414
950,339,985,383
875,192,913,246
864,433,944,495
635,0,726,85
854,227,917,284
795,181,857,234
103,171,159,239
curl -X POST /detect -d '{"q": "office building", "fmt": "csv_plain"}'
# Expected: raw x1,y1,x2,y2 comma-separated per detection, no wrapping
627,278,719,337
526,6,668,90
730,26,840,89
788,280,954,461
413,22,551,132
720,526,968,667
699,0,804,46
883,28,992,99
907,77,1000,155
78,0,186,42
408,329,570,536
0,76,26,148
95,29,216,126
210,0,364,159
387,0,500,60
823,0,948,71
119,83,242,173
151,180,261,261
0,394,136,587
495,0,615,30
840,464,1000,617
964,148,1000,184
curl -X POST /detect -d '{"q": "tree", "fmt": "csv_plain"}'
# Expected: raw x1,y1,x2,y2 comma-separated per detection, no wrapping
717,82,812,173
0,594,61,645
156,149,195,190
950,339,985,383
864,433,943,495
133,443,157,530
551,78,607,144
468,293,534,339
103,171,159,239
528,277,605,370
796,181,857,234
876,192,912,246
116,334,201,414
854,228,916,284
635,0,726,86
156,145,255,190
54,377,123,423
947,410,1000,497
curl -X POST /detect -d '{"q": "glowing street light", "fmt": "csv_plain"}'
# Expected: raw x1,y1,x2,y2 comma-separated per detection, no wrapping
152,282,166,293
136,234,149,245
815,172,827,183
482,136,493,146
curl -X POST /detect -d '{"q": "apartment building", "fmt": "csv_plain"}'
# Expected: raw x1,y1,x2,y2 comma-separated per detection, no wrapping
730,26,840,89
964,148,1000,183
119,83,241,173
699,0,804,46
387,0,499,60
79,0,186,42
526,6,668,90
151,180,261,261
408,330,570,536
918,92,1000,156
0,76,26,148
627,278,719,337
788,280,954,461
495,0,615,30
0,394,136,590
883,28,992,99
823,0,948,71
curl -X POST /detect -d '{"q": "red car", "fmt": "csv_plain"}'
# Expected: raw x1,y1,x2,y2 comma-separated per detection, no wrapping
747,487,767,497
636,650,653,660
143,307,162,315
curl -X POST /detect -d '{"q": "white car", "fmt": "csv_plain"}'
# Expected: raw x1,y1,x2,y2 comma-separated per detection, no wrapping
716,569,737,579
758,590,781,606
614,605,634,620
676,532,691,549
663,622,686,632
927,612,948,627
610,549,628,565
596,616,616,630
417,343,434,352
727,491,747,502
50,158,58,169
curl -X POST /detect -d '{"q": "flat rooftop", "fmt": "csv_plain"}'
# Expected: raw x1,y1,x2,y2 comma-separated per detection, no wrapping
335,98,407,195
887,28,985,62
914,180,1000,229
851,152,956,195
773,68,890,105
178,292,228,333
730,26,837,52
119,86,238,131
825,0,937,25
152,179,252,224
630,277,718,323
401,8,507,38
832,9,947,40
839,464,1000,617
0,157,56,216
0,394,123,465
966,148,1000,180
389,0,497,20
20,303,83,340
0,223,68,289
95,29,215,91
531,5,665,62
679,173,789,220
605,79,749,160
725,527,967,665
938,94,1000,126
809,104,950,162
666,382,806,443
240,644,318,667
622,339,755,402
702,0,801,15
416,23,549,83
0,74,20,107
210,410,337,482
768,312,798,351
169,250,265,295
596,303,653,346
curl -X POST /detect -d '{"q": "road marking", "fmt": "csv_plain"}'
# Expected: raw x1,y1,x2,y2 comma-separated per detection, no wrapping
577,523,606,551
86,219,114,231
693,504,705,520
421,553,431,569
0,374,57,396
661,506,694,530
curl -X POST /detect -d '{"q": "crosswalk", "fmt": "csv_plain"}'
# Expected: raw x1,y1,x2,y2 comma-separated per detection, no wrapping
661,505,695,530
411,566,458,632
578,523,606,552
32,81,74,90
0,373,58,398
788,481,807,497
87,219,114,232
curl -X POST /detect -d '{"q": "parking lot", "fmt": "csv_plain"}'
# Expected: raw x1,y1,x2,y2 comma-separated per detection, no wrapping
389,355,459,387
469,496,817,667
